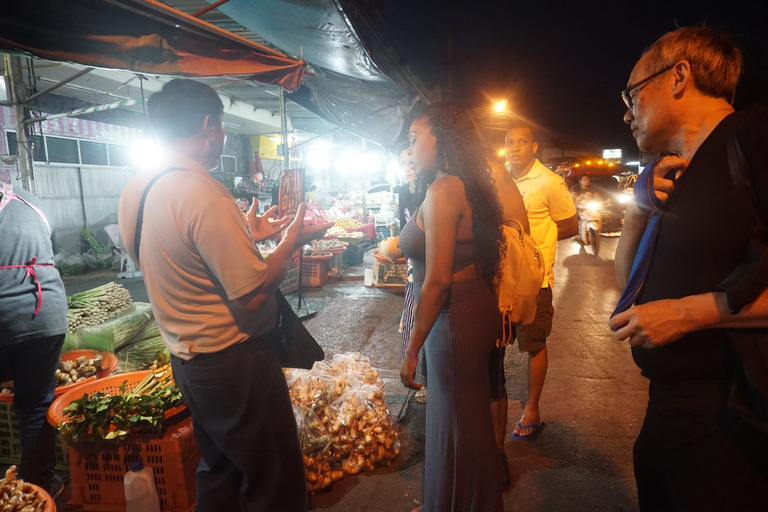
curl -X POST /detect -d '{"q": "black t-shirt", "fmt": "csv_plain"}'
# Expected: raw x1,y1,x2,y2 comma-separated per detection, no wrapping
633,108,768,382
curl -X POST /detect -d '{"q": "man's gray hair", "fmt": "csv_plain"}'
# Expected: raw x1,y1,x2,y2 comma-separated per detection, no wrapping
642,26,743,104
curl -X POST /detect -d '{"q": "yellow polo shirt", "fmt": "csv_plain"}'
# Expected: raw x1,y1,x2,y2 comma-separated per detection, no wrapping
509,159,576,288
118,151,276,360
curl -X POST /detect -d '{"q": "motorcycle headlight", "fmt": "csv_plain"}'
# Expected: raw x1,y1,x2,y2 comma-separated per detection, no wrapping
586,200,601,211
618,193,631,204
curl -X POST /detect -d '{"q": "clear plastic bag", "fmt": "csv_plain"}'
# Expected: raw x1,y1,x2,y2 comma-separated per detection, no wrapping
63,302,154,352
56,252,86,276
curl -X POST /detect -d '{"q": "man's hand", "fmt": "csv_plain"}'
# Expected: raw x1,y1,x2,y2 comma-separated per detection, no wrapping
651,156,689,203
283,203,334,248
609,299,694,349
246,197,291,242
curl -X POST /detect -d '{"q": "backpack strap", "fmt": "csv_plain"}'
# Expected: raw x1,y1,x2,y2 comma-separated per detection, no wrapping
134,167,184,266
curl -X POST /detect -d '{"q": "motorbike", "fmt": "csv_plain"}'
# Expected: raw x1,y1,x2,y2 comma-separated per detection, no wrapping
575,195,603,255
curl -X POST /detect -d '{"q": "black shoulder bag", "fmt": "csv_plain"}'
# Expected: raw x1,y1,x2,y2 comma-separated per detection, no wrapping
718,112,768,433
135,168,324,370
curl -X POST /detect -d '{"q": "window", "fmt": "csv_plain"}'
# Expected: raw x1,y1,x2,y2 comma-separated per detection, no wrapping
79,140,108,165
220,155,237,174
46,137,79,164
6,132,47,162
108,144,130,167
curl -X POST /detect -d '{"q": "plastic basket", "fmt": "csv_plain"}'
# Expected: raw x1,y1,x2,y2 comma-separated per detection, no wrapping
0,401,69,471
302,261,328,287
66,416,199,512
27,483,57,512
0,349,118,404
48,371,185,427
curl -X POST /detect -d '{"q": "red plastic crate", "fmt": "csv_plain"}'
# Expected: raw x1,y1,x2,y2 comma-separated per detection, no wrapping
66,416,200,512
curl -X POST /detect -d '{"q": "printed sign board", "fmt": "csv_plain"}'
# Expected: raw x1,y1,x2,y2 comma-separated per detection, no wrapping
278,169,304,294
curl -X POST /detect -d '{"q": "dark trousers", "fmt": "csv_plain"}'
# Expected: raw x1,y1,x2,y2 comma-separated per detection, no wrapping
170,338,307,512
0,334,64,485
634,380,768,512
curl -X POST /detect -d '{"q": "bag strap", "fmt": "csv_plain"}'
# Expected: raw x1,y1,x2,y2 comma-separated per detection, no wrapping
503,219,525,239
134,167,184,265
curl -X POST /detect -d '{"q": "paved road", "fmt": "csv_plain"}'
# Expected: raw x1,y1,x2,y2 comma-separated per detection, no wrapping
304,236,648,512
58,236,649,512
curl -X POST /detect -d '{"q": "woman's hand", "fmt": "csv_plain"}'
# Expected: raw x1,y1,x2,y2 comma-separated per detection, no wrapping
399,351,422,391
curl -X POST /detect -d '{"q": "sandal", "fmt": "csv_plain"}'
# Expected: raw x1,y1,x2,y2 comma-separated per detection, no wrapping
415,387,427,403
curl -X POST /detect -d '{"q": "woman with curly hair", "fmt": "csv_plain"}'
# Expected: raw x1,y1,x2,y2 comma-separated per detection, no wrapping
399,103,505,511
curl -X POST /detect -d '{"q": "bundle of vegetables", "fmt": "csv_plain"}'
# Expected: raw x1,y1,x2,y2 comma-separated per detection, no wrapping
63,302,153,353
0,466,49,512
284,353,400,493
115,323,166,372
58,358,181,442
67,282,133,332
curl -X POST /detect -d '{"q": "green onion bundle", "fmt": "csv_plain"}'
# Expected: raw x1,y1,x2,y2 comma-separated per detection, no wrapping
67,282,133,332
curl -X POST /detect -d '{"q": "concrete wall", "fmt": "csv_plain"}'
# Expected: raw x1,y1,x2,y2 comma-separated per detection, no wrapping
13,164,136,254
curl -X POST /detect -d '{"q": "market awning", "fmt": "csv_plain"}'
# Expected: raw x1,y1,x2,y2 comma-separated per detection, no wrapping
0,0,306,91
178,0,420,145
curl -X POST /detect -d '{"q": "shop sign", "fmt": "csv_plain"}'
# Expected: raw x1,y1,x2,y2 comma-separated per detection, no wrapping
278,168,304,294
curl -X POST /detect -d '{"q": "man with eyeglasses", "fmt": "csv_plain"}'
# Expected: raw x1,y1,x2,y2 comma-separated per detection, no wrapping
609,26,768,511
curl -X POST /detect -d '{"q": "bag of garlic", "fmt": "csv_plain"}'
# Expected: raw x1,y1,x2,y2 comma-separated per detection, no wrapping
283,352,401,493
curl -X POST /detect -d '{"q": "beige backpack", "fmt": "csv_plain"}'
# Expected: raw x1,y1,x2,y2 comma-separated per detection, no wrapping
497,219,545,346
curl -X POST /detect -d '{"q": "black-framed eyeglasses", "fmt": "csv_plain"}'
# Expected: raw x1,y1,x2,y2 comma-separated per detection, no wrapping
621,65,675,108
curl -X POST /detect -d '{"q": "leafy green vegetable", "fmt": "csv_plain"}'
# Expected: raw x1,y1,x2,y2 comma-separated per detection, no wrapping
57,371,182,442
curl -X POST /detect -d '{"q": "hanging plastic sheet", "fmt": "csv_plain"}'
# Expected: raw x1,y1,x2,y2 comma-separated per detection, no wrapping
0,0,306,91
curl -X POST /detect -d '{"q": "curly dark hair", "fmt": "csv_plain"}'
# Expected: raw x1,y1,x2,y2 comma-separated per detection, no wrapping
417,103,506,285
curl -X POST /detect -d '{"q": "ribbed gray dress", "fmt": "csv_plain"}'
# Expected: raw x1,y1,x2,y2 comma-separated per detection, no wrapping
400,217,503,512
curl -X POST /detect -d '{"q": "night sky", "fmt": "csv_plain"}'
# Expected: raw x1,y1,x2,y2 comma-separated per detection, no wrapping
377,0,768,157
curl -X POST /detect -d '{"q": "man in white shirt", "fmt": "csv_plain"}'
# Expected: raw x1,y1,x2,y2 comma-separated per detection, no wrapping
492,121,577,486
118,79,330,511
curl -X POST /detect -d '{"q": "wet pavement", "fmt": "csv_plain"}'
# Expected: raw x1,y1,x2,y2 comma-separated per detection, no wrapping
51,236,648,512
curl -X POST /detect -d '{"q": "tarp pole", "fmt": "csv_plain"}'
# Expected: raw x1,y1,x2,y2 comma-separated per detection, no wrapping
279,88,290,170
22,66,94,105
7,55,35,194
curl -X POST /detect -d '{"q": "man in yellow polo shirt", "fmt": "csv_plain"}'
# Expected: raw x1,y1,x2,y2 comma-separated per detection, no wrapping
493,121,577,463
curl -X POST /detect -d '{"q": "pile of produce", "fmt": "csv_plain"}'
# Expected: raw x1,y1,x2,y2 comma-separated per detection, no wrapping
55,353,104,386
67,282,132,332
312,239,347,252
58,354,182,442
324,226,350,237
338,231,365,240
285,353,400,493
0,466,49,512
1,353,107,395
334,218,363,229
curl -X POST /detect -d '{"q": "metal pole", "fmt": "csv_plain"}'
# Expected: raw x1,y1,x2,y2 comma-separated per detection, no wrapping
22,66,94,105
279,87,303,310
279,88,290,170
7,56,35,194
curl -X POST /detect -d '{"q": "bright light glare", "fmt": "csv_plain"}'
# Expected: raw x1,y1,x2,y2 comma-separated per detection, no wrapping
497,149,505,157
306,142,331,169
493,100,507,113
586,200,601,211
131,139,163,168
619,194,631,204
